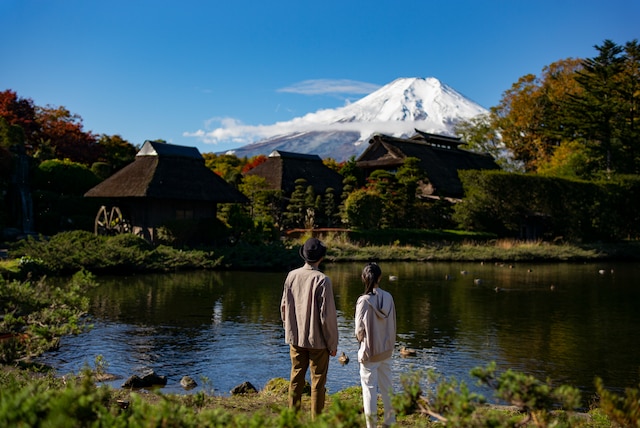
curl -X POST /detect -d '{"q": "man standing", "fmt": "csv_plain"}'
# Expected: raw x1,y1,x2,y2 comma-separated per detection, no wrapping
281,237,339,419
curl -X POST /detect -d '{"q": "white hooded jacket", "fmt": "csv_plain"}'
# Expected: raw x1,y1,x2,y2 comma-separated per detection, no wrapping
355,288,396,363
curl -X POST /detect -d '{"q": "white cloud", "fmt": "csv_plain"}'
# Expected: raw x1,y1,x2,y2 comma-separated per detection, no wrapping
184,116,269,145
183,113,420,147
277,79,380,95
184,79,382,146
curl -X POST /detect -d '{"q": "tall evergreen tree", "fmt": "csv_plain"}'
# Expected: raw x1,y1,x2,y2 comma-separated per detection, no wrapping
339,175,358,223
322,187,339,227
395,157,422,227
366,169,400,228
304,185,317,229
618,40,640,173
567,40,626,175
490,41,640,177
283,178,308,229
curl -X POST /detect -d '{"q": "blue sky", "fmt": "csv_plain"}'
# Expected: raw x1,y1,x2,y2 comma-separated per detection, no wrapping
1,0,638,154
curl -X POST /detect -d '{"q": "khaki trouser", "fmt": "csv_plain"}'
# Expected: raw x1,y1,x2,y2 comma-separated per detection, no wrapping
288,344,330,418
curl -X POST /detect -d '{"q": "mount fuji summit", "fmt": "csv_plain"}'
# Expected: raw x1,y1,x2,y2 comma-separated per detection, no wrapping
227,77,488,161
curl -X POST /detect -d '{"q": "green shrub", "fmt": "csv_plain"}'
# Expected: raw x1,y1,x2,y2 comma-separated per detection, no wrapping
342,189,383,230
454,170,640,242
32,159,100,196
595,377,640,427
0,270,97,364
471,362,582,427
106,233,154,252
392,369,424,416
0,364,624,427
11,231,222,275
90,161,112,180
13,231,103,274
29,159,103,235
156,217,231,247
417,369,486,426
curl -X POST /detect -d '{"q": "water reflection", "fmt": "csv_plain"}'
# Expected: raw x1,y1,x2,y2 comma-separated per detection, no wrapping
41,262,640,402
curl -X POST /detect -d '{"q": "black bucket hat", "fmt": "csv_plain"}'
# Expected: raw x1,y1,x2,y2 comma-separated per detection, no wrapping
299,238,327,263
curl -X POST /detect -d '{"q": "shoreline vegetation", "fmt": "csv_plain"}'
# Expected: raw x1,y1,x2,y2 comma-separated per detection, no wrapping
2,230,640,426
0,360,627,427
2,230,640,278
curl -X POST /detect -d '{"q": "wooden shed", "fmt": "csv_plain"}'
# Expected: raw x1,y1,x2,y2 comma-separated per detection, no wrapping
243,150,344,197
84,140,248,242
356,130,500,199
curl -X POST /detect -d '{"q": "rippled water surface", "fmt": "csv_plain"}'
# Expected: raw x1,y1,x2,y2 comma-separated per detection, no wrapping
42,261,640,402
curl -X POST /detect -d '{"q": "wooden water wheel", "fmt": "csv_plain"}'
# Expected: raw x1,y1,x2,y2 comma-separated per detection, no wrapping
94,205,131,235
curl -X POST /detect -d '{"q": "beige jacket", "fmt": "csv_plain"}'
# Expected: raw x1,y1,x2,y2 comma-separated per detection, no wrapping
281,264,339,353
355,288,396,362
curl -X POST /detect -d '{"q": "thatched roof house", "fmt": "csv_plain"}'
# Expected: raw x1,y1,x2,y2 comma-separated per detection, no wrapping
244,150,344,197
356,130,500,199
85,140,247,242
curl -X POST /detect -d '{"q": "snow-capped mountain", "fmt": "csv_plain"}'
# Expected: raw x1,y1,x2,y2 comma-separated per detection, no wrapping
227,77,488,161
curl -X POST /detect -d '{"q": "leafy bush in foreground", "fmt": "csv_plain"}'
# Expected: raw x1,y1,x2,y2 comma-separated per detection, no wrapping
0,270,96,364
470,362,582,426
596,377,640,427
1,362,635,427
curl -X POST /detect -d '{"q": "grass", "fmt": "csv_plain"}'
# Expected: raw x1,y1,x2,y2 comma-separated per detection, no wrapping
315,234,610,263
3,231,639,278
0,365,616,427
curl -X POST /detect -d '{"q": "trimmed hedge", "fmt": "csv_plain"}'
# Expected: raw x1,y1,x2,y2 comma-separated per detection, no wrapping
453,171,640,241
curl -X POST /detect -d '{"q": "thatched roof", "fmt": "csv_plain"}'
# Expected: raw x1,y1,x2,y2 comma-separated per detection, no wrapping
356,130,500,198
85,141,248,203
244,150,344,196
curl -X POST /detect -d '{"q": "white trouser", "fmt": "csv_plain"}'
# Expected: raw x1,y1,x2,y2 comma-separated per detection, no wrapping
359,358,395,428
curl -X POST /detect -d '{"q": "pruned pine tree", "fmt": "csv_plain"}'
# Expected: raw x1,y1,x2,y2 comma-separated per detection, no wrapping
323,187,340,228
283,178,308,229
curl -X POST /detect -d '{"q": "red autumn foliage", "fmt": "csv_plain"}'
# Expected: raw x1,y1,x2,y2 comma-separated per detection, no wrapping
0,89,39,138
241,154,268,173
1,90,103,164
36,105,102,164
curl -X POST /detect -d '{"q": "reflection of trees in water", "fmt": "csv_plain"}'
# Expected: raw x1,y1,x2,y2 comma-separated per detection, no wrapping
324,265,363,320
90,270,285,327
88,271,288,371
443,261,640,392
83,262,640,396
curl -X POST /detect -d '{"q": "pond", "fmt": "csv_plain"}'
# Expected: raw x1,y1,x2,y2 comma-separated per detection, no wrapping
41,261,640,403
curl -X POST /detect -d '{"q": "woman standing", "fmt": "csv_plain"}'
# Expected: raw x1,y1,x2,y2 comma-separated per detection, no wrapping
355,262,397,428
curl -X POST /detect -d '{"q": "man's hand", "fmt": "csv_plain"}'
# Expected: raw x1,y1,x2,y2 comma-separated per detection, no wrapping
330,350,337,357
